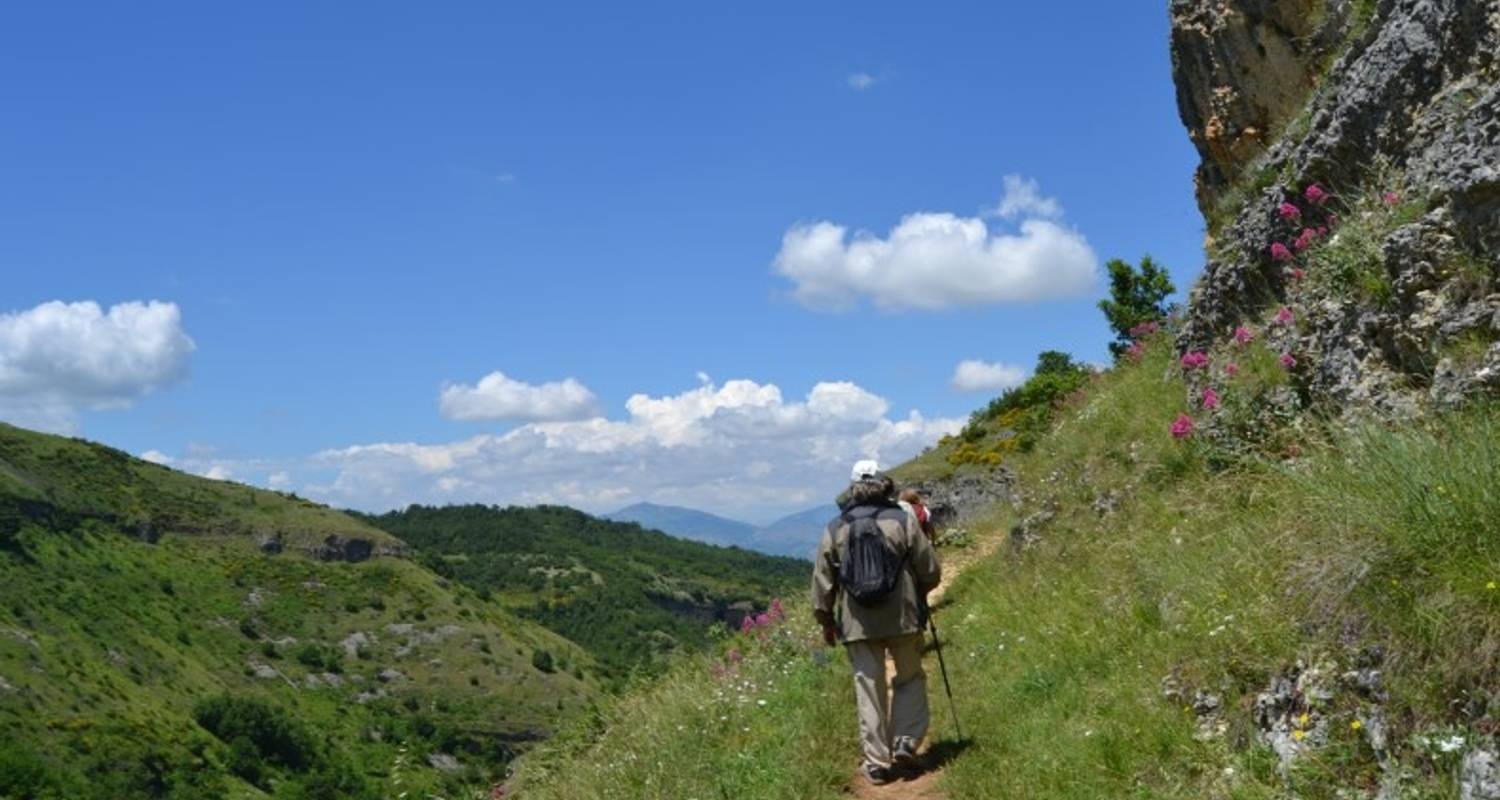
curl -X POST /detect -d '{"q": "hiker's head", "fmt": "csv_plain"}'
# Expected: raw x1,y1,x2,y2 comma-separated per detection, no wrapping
879,474,896,500
899,488,922,505
847,477,889,506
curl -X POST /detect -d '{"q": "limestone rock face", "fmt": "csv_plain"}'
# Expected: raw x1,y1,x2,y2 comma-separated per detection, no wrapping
1171,0,1500,412
1169,0,1345,212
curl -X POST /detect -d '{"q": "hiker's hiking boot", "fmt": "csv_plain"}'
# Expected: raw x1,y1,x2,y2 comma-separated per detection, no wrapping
892,737,919,768
862,762,894,786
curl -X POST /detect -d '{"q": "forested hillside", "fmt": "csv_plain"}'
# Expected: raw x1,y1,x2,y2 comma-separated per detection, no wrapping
0,424,592,799
362,504,809,682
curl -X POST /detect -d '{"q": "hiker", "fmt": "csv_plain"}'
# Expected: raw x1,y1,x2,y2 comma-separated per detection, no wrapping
812,463,943,786
899,488,937,542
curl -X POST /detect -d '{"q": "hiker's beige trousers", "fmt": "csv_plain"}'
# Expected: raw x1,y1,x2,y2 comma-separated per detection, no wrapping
846,632,929,769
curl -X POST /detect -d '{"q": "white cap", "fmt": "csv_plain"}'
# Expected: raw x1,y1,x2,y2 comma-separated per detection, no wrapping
850,459,880,481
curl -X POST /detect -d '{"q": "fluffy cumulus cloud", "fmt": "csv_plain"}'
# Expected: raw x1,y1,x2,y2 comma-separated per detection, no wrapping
0,300,195,432
950,360,1028,392
300,378,962,521
438,371,600,422
772,176,1098,312
847,72,877,90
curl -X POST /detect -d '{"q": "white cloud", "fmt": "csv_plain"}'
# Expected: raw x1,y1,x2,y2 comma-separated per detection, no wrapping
0,300,195,432
266,471,291,489
495,172,516,184
438,371,600,423
200,465,233,481
989,174,1062,220
772,178,1098,312
951,360,1028,392
847,72,877,90
302,377,962,521
140,449,175,465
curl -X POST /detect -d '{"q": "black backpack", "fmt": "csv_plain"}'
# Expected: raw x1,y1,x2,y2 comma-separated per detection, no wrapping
837,505,907,605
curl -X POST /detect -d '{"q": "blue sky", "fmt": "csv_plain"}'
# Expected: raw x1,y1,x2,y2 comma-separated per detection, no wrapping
1,2,1204,522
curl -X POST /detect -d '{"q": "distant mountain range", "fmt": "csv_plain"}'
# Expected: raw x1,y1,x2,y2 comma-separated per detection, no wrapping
605,502,839,560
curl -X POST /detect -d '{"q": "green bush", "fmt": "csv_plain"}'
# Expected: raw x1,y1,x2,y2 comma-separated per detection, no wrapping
192,694,319,775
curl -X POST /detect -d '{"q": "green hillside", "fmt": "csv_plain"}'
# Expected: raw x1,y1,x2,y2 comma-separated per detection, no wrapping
509,336,1499,799
0,424,593,799
361,504,810,683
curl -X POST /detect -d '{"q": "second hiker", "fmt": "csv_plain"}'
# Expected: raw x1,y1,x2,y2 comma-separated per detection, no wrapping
812,460,942,786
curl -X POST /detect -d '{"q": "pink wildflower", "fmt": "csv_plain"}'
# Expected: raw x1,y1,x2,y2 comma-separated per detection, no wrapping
1275,306,1295,325
1327,213,1339,228
1382,191,1399,206
754,613,770,628
1316,226,1328,237
1278,202,1301,222
1170,414,1195,440
1202,387,1221,410
740,616,754,634
1271,242,1293,262
1180,351,1210,370
1280,351,1297,369
1125,341,1146,361
1128,320,1161,339
1225,362,1240,377
1290,268,1307,281
1294,228,1318,252
1305,184,1329,205
1233,325,1254,345
768,598,785,622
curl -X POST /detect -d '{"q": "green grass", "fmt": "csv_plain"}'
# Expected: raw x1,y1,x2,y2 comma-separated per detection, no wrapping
514,339,1500,799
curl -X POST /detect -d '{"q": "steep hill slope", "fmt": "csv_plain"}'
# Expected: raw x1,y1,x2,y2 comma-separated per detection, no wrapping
604,502,758,549
362,504,809,682
0,423,592,799
510,338,1499,800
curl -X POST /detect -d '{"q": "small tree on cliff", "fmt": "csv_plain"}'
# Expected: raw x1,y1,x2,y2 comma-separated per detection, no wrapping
1098,255,1176,358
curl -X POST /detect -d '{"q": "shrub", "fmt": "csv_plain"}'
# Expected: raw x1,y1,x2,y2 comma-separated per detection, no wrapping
1098,256,1175,358
192,694,319,774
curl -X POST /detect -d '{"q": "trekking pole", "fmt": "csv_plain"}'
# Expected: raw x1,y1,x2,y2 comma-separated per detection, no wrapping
923,600,963,740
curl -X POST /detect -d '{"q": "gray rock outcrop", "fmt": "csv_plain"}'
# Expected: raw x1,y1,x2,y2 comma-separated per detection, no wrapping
1172,0,1499,412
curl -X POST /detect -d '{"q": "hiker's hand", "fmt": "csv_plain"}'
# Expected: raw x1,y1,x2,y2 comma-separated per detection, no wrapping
822,624,838,647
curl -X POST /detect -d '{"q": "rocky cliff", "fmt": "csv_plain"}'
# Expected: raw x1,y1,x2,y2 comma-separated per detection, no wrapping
1171,0,1499,412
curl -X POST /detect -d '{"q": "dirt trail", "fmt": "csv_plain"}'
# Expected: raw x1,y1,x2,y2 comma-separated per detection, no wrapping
844,525,1006,799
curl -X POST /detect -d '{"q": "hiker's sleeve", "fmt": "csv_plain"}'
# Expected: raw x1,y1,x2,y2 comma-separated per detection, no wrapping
811,525,838,628
908,514,941,593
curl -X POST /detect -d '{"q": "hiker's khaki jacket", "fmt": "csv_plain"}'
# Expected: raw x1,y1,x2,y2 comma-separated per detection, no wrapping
811,503,941,643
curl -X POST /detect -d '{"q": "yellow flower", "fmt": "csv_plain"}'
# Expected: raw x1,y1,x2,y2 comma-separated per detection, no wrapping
1435,485,1447,494
1351,720,1363,731
1298,712,1310,728
1487,581,1497,591
1293,730,1307,741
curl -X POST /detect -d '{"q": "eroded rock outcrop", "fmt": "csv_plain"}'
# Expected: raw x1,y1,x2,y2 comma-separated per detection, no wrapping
1173,0,1500,412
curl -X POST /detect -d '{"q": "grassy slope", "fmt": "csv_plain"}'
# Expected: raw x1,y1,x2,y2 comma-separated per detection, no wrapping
512,339,1499,798
363,504,810,682
0,424,592,799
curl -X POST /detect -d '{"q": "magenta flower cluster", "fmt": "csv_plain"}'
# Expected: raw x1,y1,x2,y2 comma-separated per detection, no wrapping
1267,183,1341,270
739,598,786,635
1180,351,1210,370
1170,414,1194,439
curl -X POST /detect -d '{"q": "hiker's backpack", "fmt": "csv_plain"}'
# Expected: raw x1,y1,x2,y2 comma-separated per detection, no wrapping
837,506,907,605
